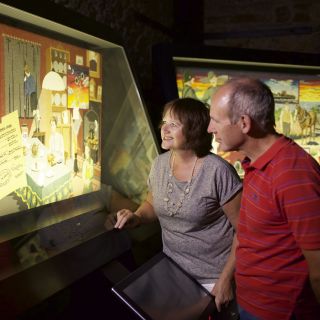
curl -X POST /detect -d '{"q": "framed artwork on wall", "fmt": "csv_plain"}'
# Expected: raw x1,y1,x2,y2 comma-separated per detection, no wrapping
97,85,102,102
76,55,84,65
86,50,101,78
67,64,90,109
153,44,320,177
175,60,320,173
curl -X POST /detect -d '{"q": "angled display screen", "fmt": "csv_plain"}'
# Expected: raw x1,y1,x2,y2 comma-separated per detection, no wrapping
0,2,158,285
0,18,103,216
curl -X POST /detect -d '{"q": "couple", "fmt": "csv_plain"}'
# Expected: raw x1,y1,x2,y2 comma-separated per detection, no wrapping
113,78,320,320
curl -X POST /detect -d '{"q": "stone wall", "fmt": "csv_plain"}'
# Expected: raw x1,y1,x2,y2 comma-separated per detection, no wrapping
51,0,320,124
204,0,320,53
51,0,173,96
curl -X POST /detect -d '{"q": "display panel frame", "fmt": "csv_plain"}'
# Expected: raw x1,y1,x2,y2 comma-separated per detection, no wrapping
153,43,320,176
0,1,159,313
0,2,113,221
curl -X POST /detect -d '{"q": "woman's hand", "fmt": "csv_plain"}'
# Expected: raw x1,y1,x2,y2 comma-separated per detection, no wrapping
104,212,117,231
110,193,156,230
114,209,141,229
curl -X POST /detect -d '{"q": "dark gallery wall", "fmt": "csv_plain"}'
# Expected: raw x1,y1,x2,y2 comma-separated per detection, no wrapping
49,0,320,124
1,1,319,318
204,0,320,52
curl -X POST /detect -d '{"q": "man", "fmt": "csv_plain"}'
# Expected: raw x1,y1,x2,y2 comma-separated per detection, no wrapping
24,63,37,116
279,103,293,136
208,77,320,319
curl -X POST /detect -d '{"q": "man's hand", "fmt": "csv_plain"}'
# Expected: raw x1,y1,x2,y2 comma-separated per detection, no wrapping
211,278,234,312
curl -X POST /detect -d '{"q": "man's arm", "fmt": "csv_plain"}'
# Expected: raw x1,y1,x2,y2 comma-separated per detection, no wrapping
212,191,241,311
302,248,320,303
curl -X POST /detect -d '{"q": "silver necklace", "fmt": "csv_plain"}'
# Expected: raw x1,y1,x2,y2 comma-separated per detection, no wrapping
163,152,198,216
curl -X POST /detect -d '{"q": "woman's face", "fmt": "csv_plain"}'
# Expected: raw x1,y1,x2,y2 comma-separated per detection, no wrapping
160,109,186,151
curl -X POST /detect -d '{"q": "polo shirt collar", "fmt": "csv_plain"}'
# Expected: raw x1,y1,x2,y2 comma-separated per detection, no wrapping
242,135,290,171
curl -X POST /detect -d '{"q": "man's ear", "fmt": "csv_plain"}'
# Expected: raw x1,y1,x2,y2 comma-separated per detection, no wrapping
239,115,251,134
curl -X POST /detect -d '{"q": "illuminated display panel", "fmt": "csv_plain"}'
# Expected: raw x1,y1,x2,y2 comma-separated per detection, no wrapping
0,21,103,217
175,58,320,176
152,43,320,177
0,2,158,285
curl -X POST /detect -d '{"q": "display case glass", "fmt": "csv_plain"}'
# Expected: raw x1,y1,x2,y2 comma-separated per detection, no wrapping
153,44,320,177
0,1,158,290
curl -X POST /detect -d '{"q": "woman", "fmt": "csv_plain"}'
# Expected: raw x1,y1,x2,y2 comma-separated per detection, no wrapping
115,98,242,311
48,116,64,164
82,144,94,193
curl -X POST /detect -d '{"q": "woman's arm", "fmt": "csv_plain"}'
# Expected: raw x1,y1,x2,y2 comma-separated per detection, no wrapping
114,192,158,229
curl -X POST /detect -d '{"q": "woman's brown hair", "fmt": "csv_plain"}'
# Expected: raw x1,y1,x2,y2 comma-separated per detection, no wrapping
161,98,212,157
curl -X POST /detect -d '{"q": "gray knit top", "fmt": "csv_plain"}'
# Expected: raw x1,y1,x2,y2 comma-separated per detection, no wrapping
148,151,242,283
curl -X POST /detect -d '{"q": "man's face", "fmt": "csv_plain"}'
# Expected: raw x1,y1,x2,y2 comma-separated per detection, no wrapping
24,64,30,73
207,86,244,152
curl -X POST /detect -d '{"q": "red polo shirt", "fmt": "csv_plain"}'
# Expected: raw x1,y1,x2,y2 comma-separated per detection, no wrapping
236,136,320,320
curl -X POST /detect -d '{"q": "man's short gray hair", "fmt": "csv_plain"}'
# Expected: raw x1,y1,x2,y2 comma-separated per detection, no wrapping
226,78,275,133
